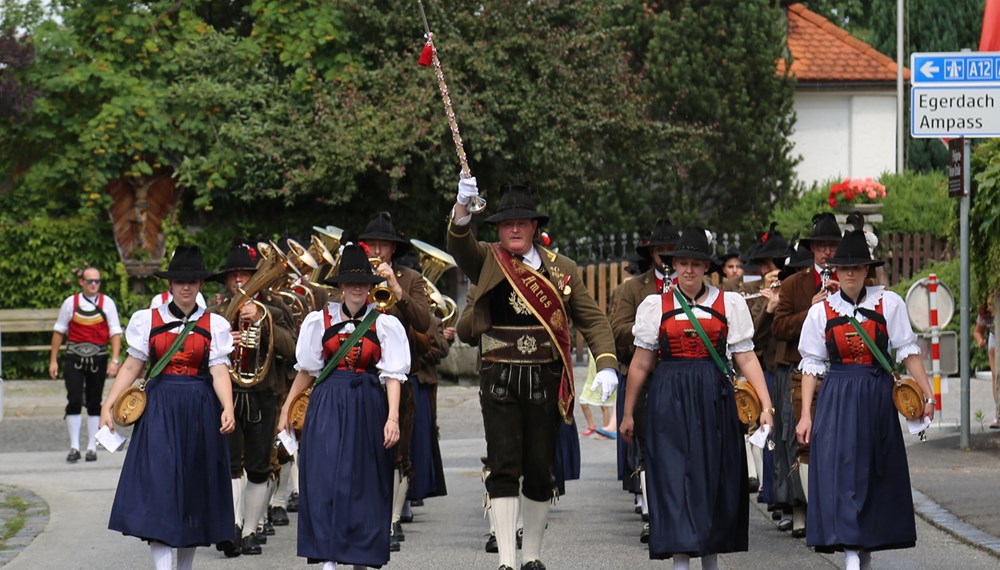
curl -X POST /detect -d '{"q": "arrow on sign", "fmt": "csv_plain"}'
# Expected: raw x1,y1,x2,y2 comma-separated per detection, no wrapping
921,61,940,78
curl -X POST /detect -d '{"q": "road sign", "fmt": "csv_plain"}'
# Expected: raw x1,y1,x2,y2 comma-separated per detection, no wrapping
948,139,965,197
911,86,1000,137
911,52,1000,85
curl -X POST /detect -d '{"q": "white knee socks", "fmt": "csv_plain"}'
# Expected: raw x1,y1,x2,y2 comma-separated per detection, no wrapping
150,542,172,570
67,415,82,451
702,553,719,570
271,468,287,509
793,506,806,532
391,472,409,525
673,553,690,570
640,470,649,515
243,481,270,539
321,562,337,570
799,463,810,502
176,547,195,570
859,550,872,570
520,497,550,563
231,476,245,528
290,452,300,493
845,549,861,570
491,497,518,569
86,415,100,452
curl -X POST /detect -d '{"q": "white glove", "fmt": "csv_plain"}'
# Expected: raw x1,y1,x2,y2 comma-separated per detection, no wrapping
457,175,479,206
590,368,619,404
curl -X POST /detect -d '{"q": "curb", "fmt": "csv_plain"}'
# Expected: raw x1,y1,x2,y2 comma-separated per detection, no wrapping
912,487,1000,559
0,484,49,566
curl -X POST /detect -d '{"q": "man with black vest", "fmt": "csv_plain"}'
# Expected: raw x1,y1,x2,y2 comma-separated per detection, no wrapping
359,212,432,551
449,178,618,570
210,241,297,557
609,218,679,543
771,213,842,538
49,266,122,463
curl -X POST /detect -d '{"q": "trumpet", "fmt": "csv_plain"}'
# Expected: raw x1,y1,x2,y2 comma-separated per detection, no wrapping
368,257,397,311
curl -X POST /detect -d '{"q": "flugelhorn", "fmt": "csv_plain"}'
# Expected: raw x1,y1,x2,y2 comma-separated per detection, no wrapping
368,257,397,311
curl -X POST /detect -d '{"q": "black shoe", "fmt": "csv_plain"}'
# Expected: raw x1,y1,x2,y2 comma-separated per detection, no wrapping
216,526,242,558
254,526,268,544
269,506,289,526
641,512,649,523
240,534,261,555
634,504,642,514
778,517,793,532
522,561,547,570
262,520,275,536
499,567,514,570
85,450,97,462
756,493,766,503
792,527,806,538
485,533,498,553
410,498,424,507
639,523,650,544
771,510,782,520
394,521,405,542
400,512,414,523
389,527,401,552
66,449,81,463
287,491,299,512
516,527,523,549
748,477,759,493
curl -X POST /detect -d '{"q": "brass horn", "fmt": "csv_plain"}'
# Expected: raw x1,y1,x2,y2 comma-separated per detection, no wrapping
368,257,397,311
411,239,459,327
313,225,345,281
257,241,309,326
307,235,335,283
286,238,319,278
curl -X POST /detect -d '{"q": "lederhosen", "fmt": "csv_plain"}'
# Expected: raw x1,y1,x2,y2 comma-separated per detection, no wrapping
480,264,562,502
216,297,282,484
64,294,110,416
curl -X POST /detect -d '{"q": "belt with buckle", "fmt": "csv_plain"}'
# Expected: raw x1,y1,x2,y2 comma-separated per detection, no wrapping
480,326,556,364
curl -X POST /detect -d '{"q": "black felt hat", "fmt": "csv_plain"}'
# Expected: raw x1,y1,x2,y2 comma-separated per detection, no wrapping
154,245,214,281
720,247,743,263
750,223,790,261
209,240,259,283
482,184,549,227
665,226,717,267
636,218,681,259
800,212,843,245
359,212,411,259
828,213,884,267
324,244,387,285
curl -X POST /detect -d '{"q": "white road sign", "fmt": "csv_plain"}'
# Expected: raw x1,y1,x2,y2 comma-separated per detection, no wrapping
910,86,1000,138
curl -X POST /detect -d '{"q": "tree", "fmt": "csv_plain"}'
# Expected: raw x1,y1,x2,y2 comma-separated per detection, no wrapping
630,0,799,235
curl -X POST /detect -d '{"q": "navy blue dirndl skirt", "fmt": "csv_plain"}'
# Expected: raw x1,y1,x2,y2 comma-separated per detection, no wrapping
297,370,394,567
554,418,581,496
644,359,749,559
108,374,234,547
807,364,916,553
407,378,446,500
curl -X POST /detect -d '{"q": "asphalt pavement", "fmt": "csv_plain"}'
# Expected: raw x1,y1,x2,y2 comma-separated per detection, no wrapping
1,369,999,569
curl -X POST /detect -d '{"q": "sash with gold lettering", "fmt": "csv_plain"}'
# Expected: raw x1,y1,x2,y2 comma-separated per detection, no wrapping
490,243,575,424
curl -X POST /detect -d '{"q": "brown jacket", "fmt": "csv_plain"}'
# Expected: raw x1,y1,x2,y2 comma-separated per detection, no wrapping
609,270,659,373
385,264,432,335
447,222,618,371
771,267,816,366
210,296,298,391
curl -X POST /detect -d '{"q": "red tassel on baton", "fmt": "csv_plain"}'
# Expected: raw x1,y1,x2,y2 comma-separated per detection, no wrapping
418,41,434,66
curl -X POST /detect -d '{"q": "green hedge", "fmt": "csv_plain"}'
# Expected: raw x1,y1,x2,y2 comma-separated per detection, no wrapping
772,171,954,239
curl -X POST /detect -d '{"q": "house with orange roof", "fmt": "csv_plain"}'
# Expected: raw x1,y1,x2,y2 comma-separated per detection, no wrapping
780,3,909,187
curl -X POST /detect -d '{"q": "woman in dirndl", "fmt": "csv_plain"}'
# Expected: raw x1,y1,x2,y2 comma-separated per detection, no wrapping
620,227,773,570
102,245,236,570
278,242,408,570
795,215,933,570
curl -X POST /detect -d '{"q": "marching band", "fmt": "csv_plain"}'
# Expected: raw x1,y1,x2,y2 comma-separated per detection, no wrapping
97,186,934,570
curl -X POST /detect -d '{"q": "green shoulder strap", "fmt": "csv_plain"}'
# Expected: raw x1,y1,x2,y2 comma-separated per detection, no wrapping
314,308,381,386
845,315,895,375
146,320,199,380
672,288,730,378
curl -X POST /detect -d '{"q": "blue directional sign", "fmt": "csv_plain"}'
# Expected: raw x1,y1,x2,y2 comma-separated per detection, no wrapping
911,52,1000,85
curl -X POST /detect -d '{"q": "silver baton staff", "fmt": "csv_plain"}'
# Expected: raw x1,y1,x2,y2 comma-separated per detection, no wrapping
416,0,486,213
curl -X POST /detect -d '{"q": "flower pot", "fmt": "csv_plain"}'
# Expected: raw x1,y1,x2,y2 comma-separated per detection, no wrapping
836,202,883,215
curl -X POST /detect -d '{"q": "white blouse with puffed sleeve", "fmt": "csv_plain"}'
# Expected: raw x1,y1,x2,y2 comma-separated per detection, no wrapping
632,287,756,357
124,305,234,367
294,302,410,383
797,286,921,376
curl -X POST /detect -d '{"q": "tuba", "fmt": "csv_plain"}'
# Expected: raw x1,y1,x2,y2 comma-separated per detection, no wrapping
222,247,287,387
411,238,459,328
313,225,345,281
308,235,336,283
258,242,309,327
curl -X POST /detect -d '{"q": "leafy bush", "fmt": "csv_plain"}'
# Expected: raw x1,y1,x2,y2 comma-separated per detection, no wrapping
772,172,954,239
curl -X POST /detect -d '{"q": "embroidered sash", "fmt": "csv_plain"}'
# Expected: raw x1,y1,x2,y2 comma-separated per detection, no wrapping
490,243,575,424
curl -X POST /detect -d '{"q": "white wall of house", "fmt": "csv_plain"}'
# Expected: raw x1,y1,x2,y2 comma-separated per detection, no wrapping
790,90,898,188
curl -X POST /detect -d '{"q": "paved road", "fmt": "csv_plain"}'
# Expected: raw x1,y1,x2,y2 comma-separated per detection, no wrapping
1,374,999,569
